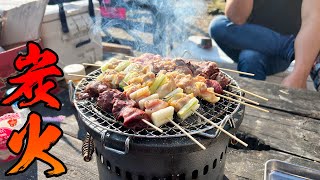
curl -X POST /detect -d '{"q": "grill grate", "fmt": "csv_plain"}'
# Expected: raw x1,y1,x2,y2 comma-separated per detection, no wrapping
74,68,243,138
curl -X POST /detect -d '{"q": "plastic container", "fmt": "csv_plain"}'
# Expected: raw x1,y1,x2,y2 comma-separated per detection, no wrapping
5,87,30,129
63,64,86,84
0,113,23,162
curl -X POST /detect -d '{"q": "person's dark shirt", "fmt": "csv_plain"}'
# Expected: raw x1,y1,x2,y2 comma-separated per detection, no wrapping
247,0,302,36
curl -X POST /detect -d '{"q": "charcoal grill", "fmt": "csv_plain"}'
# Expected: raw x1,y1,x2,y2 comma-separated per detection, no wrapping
72,68,245,180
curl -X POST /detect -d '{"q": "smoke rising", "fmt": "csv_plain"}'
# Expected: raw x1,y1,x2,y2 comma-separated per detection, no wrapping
90,0,207,56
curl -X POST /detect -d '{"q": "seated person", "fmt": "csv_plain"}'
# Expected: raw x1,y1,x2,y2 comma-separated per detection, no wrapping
208,0,320,90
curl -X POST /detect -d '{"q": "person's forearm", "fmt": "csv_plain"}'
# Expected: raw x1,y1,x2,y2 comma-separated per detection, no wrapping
292,2,320,82
225,0,253,24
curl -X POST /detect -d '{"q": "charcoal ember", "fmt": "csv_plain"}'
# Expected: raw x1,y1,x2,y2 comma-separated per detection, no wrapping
118,107,150,130
206,79,223,94
112,99,136,119
97,89,121,111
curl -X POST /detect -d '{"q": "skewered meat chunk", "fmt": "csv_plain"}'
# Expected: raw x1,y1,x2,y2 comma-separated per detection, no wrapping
139,94,160,109
195,61,219,79
102,72,125,88
211,72,231,88
76,92,90,100
112,98,136,119
123,84,143,96
101,58,123,71
156,75,176,98
200,88,220,103
118,107,151,130
168,93,194,112
144,99,169,116
77,81,109,99
129,86,151,102
206,79,223,94
177,97,200,120
97,89,122,111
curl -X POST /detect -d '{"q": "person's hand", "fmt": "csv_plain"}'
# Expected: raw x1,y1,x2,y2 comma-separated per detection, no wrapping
281,73,307,89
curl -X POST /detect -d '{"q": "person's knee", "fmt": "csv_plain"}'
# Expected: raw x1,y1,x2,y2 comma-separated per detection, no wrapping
208,15,230,40
238,50,267,80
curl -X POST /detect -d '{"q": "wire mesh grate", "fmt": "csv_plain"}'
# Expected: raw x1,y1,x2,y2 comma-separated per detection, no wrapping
74,68,243,138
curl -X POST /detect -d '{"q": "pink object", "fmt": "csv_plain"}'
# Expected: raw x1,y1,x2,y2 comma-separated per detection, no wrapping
0,113,23,162
43,115,65,122
0,127,17,162
103,0,111,4
100,7,126,20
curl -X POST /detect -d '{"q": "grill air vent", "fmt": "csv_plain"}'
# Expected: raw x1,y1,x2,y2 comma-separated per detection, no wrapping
220,152,224,162
192,170,198,179
115,166,121,176
203,165,209,175
213,159,217,169
178,174,186,180
125,172,132,180
106,160,111,170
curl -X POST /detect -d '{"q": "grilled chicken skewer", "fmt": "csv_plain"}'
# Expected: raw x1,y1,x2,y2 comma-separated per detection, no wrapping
75,74,248,147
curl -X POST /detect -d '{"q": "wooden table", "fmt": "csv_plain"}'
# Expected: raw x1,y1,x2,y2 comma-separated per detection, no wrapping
1,65,319,180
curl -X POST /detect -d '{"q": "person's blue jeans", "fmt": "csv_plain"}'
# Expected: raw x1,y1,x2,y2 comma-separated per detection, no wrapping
208,15,295,80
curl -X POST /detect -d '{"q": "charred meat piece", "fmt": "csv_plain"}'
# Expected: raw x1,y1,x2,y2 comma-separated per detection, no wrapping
83,81,100,98
118,107,151,130
97,89,122,111
206,79,223,94
187,61,199,75
174,66,193,75
77,81,109,99
212,72,231,88
195,62,219,79
112,98,136,119
173,59,193,75
76,92,90,100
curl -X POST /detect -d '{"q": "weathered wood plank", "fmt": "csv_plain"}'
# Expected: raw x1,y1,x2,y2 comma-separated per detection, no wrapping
225,149,320,180
240,108,320,161
102,42,133,56
0,134,99,180
31,88,88,140
231,77,320,119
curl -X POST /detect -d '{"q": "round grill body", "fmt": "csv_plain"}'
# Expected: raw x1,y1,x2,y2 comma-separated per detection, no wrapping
74,68,245,180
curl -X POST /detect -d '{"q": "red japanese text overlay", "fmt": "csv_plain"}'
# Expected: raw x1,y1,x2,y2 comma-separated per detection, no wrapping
0,41,66,178
6,112,66,177
0,41,63,110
